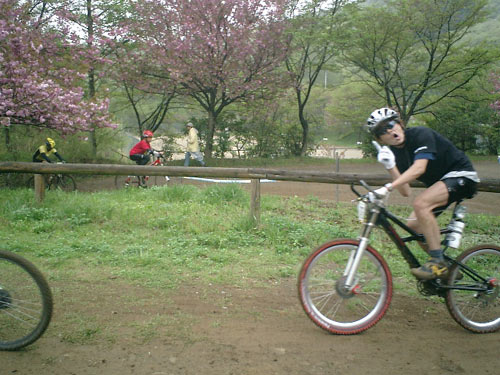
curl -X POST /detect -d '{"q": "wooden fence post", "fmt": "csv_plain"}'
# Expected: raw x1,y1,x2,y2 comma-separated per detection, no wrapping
34,174,45,203
250,179,261,225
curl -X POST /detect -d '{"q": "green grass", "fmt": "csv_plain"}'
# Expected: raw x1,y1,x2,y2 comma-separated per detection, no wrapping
1,184,498,289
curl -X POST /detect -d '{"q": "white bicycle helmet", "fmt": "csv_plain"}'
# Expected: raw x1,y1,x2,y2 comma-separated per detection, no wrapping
365,108,399,133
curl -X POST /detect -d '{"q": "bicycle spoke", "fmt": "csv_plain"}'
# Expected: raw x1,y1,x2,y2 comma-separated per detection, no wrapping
299,241,392,334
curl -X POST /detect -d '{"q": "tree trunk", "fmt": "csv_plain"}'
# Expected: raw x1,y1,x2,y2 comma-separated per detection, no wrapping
87,0,97,159
4,126,11,152
298,105,309,156
204,110,217,160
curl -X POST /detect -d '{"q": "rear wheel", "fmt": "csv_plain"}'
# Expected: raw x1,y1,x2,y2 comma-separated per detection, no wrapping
49,175,76,191
445,244,500,333
298,239,392,335
0,250,53,350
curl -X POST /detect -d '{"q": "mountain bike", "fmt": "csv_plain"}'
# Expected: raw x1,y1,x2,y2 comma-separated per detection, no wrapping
26,173,76,192
298,180,499,335
115,152,170,189
0,249,53,350
26,163,76,192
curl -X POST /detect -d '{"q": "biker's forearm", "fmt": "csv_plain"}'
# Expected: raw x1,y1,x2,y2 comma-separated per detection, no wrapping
387,167,411,196
41,154,52,163
55,152,64,162
389,160,427,194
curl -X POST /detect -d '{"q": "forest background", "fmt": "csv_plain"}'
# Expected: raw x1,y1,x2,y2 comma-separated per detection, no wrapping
1,0,500,164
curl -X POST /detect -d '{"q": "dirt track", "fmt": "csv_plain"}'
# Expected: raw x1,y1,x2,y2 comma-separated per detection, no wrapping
1,160,499,374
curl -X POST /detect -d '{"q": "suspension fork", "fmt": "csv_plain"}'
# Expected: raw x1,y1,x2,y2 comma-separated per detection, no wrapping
343,206,381,289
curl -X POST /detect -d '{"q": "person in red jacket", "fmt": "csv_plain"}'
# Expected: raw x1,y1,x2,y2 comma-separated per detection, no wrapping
129,130,154,165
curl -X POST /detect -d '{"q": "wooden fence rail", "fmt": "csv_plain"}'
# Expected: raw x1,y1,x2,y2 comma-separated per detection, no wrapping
2,162,500,223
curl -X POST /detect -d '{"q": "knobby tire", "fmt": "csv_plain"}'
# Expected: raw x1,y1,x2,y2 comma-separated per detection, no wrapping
445,244,500,333
0,250,53,350
298,239,392,335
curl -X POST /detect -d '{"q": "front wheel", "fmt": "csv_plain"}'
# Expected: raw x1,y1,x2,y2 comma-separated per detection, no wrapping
0,250,53,350
445,244,500,333
298,239,392,335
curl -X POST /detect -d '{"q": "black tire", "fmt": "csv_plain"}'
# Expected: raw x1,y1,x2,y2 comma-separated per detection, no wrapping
26,176,49,190
48,175,76,192
0,250,53,350
445,244,500,333
298,239,393,335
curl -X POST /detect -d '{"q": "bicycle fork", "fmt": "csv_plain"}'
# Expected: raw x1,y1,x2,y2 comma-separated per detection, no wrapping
343,205,381,292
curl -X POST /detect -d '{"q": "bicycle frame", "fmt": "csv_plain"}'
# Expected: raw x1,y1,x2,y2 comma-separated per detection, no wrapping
298,181,500,335
346,184,492,294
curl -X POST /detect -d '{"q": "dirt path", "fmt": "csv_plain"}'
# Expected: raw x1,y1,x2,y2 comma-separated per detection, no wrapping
2,160,499,374
2,278,499,375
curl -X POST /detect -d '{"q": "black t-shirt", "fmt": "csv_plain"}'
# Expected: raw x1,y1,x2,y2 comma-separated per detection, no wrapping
390,127,476,187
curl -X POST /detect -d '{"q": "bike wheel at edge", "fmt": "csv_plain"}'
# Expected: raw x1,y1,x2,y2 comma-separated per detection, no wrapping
298,239,393,335
0,250,53,350
445,244,500,333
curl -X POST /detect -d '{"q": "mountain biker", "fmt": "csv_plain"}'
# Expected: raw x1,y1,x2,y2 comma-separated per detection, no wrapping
129,130,157,165
32,138,66,163
366,107,480,280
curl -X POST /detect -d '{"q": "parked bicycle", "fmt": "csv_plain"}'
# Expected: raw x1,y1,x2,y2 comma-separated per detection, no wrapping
0,249,53,350
298,180,499,334
115,151,170,189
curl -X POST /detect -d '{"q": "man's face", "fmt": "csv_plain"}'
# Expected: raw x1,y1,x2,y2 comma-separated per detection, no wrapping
377,122,405,147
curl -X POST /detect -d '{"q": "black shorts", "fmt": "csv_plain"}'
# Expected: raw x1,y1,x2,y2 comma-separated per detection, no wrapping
432,177,477,216
130,153,150,165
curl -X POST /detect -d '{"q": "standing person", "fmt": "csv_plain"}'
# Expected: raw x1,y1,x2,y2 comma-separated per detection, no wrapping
184,122,206,167
129,130,155,165
32,138,66,163
366,107,479,280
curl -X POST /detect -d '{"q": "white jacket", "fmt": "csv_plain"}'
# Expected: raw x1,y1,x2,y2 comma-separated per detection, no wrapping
187,127,200,152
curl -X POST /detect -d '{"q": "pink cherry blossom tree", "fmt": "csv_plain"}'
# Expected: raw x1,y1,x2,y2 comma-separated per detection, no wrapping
126,0,290,158
0,0,116,150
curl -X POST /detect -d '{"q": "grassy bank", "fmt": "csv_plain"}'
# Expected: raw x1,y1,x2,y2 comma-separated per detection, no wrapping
1,184,499,289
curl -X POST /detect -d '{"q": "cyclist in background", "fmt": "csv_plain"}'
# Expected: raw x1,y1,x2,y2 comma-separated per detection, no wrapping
366,107,479,280
129,130,156,165
32,138,66,163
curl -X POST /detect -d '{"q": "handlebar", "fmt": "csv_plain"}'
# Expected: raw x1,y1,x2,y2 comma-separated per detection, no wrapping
351,180,388,204
351,180,375,198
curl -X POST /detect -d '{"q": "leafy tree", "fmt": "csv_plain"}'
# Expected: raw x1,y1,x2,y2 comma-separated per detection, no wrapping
56,0,129,156
111,37,178,138
284,0,350,155
341,0,498,124
0,0,115,150
126,0,290,159
426,99,492,152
